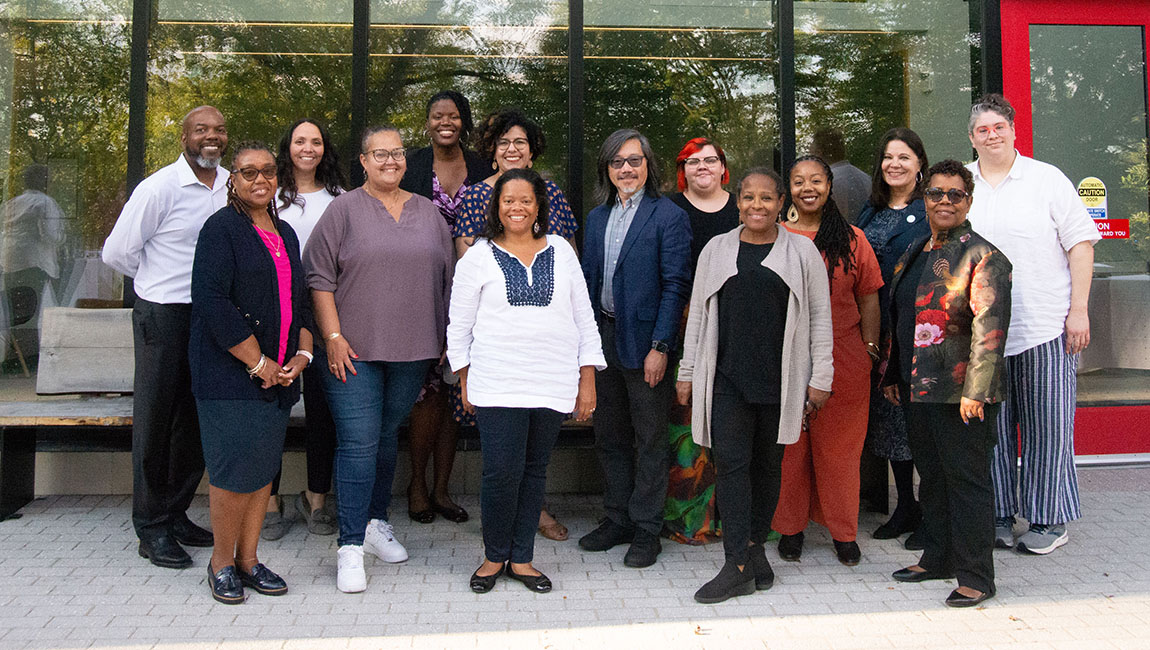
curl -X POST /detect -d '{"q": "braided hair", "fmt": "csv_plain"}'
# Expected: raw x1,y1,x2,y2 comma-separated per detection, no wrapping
785,154,856,279
227,140,282,232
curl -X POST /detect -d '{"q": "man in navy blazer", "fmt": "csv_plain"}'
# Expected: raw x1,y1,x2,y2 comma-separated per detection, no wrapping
579,128,692,568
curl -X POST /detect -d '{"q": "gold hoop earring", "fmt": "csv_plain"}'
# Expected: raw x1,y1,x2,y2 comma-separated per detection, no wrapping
786,206,799,222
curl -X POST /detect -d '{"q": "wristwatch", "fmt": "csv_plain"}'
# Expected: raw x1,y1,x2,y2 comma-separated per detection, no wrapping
651,340,670,355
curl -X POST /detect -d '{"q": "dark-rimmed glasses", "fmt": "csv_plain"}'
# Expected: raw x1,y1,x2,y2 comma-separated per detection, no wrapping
683,156,720,168
924,188,970,204
231,166,276,182
609,155,645,169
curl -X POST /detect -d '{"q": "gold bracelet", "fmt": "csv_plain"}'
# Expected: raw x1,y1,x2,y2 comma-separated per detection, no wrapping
325,332,342,341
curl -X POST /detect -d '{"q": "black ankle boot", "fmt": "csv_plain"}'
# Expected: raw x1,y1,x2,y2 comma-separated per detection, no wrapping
694,562,755,604
747,543,775,590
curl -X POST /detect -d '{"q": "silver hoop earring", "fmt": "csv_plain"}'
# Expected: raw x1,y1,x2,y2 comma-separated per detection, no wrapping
533,221,541,234
916,171,923,183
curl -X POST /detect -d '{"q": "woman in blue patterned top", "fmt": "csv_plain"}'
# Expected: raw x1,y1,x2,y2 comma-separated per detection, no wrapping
447,168,605,594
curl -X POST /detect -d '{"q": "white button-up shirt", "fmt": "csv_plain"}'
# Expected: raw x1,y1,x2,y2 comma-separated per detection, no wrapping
966,153,1100,356
103,155,229,304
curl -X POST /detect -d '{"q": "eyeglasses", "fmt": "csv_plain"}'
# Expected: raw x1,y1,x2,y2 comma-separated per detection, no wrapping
972,122,1011,139
496,137,530,151
365,147,406,163
924,188,970,204
609,155,645,170
231,166,277,182
683,156,720,168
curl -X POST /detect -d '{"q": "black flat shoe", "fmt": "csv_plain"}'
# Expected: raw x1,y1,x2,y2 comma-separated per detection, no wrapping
236,563,288,596
430,497,469,524
470,563,505,593
694,562,755,604
777,532,804,561
904,530,925,551
834,540,861,566
747,543,775,590
506,565,552,593
945,587,995,608
892,566,954,583
578,519,634,552
872,504,923,540
207,564,245,604
171,517,214,548
407,487,436,524
138,535,192,569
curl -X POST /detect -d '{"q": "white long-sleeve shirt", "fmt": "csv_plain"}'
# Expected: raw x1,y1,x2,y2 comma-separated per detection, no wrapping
102,155,228,304
448,235,606,413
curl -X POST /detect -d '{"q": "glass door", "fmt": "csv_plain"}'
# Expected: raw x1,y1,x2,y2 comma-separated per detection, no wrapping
1001,0,1150,457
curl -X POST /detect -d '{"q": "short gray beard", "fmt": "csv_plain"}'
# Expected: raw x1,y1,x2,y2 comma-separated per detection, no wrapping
195,154,221,169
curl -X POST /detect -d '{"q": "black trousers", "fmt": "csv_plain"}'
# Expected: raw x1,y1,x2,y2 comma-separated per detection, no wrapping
594,319,673,536
903,393,998,594
131,299,204,540
710,391,784,566
270,348,337,496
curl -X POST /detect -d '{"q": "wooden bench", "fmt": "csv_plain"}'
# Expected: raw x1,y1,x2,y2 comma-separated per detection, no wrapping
0,307,593,519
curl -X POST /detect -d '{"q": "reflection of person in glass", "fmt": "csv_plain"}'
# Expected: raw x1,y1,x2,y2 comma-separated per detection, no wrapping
677,168,832,603
304,126,455,594
453,108,581,541
191,142,314,604
578,129,692,569
855,128,931,549
102,105,227,569
812,128,871,223
448,168,603,594
1,164,65,304
399,90,489,528
884,160,1012,608
964,94,1100,555
257,118,347,541
772,155,883,567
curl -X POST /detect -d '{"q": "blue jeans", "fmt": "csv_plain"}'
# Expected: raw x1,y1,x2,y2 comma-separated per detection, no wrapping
475,406,565,564
322,358,433,546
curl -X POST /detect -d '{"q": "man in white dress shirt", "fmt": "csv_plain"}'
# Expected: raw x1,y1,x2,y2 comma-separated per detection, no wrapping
103,106,229,568
964,94,1100,556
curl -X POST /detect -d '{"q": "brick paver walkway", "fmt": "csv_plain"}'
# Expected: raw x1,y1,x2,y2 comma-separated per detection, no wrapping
2,466,1148,649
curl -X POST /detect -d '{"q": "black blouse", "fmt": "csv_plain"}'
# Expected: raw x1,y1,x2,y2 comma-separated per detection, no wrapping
716,241,790,404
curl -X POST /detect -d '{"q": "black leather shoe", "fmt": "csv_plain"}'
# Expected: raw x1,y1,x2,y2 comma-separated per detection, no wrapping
694,562,755,604
892,566,954,583
945,587,995,608
872,503,923,540
171,517,214,548
777,532,804,561
833,540,861,566
578,519,634,552
747,543,775,590
236,563,288,596
138,535,192,569
430,497,469,524
207,564,245,604
623,530,661,568
470,563,505,594
506,565,552,593
904,530,925,551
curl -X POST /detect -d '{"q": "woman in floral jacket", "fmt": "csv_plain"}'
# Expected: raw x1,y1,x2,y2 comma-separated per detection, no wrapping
882,159,1012,608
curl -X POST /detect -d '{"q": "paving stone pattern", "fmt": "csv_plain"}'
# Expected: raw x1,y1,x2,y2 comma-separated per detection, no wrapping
1,466,1148,649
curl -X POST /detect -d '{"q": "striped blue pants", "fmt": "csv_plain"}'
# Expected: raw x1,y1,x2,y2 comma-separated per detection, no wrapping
990,334,1082,525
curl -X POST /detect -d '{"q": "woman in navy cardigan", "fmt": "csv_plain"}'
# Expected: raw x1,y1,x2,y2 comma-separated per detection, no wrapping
190,142,314,604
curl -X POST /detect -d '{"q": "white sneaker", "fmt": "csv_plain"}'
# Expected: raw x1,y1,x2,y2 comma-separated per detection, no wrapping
364,519,408,563
337,545,367,593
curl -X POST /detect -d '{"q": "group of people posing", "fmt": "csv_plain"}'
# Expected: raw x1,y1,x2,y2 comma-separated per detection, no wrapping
102,90,1098,610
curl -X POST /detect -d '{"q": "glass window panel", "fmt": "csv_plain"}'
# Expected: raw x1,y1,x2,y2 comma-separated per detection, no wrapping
147,1,354,171
367,0,569,181
584,0,776,211
1030,24,1150,403
0,0,131,395
794,0,976,207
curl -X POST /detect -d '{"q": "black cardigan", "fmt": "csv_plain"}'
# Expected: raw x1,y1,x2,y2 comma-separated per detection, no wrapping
399,146,491,200
189,205,312,407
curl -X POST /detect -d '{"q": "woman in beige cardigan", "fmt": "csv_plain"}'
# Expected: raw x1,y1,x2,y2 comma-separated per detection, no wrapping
677,168,834,604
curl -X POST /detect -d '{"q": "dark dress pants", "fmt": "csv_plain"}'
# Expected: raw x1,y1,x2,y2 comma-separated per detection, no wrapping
904,393,998,594
594,319,672,537
131,299,204,540
710,391,785,566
